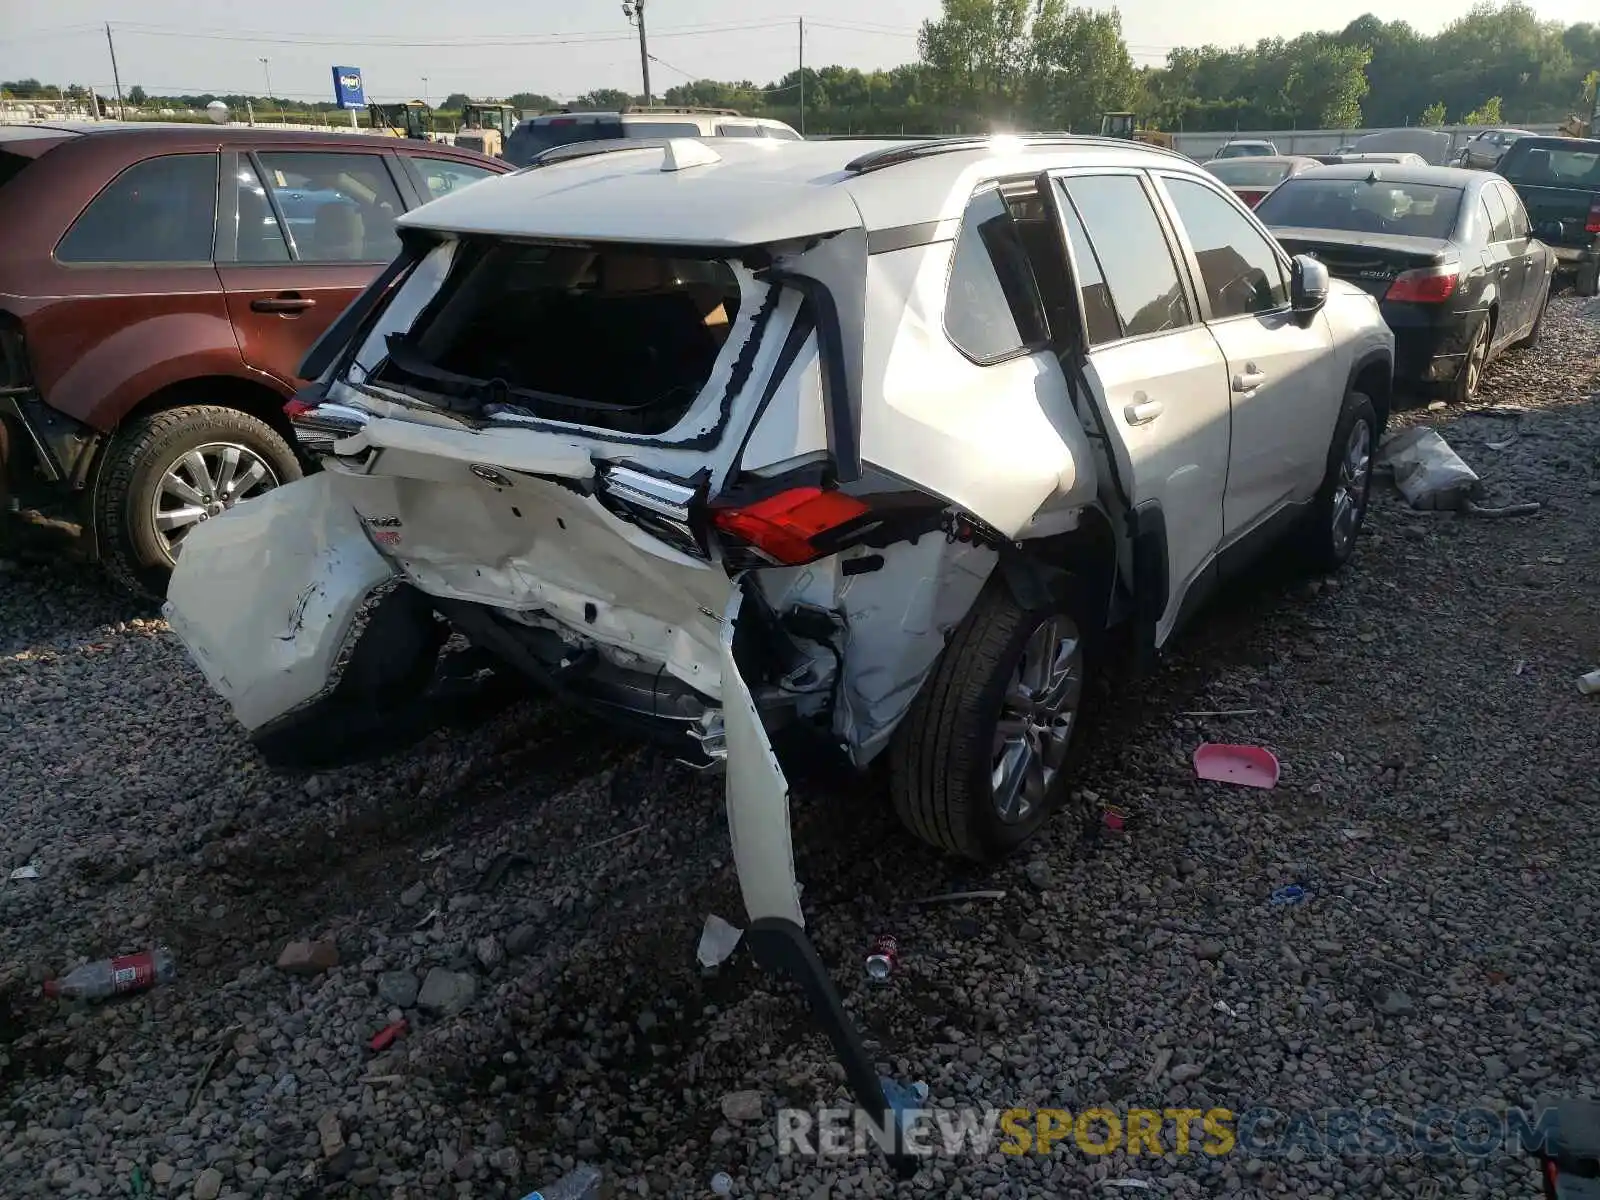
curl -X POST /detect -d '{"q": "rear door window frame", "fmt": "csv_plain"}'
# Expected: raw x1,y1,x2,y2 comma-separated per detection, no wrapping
218,147,412,265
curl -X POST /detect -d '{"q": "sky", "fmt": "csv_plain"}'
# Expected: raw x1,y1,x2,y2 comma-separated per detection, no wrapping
2,0,1595,106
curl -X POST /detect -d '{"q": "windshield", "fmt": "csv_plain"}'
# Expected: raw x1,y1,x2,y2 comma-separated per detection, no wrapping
1216,143,1272,159
1499,140,1600,187
1255,178,1463,239
1205,160,1294,187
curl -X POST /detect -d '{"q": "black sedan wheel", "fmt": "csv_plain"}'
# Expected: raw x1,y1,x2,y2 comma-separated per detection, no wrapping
1447,316,1490,405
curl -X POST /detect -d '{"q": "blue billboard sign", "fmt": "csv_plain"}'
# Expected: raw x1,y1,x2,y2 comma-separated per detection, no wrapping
331,66,366,110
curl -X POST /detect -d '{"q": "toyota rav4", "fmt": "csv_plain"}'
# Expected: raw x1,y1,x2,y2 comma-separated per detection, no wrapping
164,134,1393,1160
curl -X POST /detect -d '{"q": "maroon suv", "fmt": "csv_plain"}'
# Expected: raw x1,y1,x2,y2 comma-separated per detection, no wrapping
0,122,510,595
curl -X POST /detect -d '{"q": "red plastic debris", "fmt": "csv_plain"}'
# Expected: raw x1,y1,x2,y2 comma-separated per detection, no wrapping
369,1019,407,1052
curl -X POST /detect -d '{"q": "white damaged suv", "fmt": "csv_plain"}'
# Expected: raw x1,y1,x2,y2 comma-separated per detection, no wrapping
167,131,1393,914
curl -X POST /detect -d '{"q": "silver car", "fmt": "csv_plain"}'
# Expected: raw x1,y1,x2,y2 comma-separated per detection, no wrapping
1455,128,1534,169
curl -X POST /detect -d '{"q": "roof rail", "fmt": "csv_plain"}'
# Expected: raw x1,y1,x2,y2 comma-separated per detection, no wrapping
844,133,1192,174
523,137,671,168
621,104,741,116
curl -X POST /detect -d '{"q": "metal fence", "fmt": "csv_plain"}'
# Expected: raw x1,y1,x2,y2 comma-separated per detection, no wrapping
1170,124,1566,161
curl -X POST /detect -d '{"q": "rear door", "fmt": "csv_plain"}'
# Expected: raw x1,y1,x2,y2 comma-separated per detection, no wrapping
1479,183,1528,346
1495,180,1545,333
1152,171,1339,535
216,147,408,389
1048,169,1232,640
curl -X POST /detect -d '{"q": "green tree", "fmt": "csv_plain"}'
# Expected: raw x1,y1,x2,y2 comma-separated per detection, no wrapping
1420,100,1447,125
573,88,636,110
507,92,557,114
127,85,148,106
1461,95,1504,124
442,92,472,112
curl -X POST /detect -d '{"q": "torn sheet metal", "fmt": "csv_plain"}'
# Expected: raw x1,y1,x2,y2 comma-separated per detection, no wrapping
719,587,804,928
164,471,395,731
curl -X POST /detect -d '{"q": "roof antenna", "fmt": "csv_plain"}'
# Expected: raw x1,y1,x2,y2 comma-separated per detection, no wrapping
661,138,721,172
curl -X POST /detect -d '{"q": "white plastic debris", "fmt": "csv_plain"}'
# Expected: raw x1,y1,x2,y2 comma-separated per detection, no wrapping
1377,426,1479,511
9,864,39,881
1578,670,1600,696
710,1171,734,1196
1097,1181,1157,1191
696,915,744,969
1212,1000,1240,1018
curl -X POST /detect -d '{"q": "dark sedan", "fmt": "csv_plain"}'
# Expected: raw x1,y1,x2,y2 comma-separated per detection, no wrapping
1254,164,1555,404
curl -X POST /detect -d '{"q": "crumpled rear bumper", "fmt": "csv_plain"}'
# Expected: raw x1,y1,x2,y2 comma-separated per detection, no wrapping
163,470,396,732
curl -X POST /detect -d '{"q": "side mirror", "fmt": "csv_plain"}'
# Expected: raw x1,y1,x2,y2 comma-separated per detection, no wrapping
1290,255,1330,322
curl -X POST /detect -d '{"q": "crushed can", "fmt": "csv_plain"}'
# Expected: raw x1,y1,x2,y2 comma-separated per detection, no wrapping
865,933,899,982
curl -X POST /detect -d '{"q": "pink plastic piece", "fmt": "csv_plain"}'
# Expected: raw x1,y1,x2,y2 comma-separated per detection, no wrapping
1193,743,1280,789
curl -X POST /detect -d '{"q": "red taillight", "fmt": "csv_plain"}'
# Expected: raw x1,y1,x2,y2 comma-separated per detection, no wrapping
1385,265,1460,304
1586,198,1599,234
1544,1158,1560,1196
284,398,317,418
1238,189,1267,208
712,487,871,566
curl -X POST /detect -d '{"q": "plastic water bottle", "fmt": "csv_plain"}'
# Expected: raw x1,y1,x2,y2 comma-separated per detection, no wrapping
517,1164,603,1200
43,947,177,1001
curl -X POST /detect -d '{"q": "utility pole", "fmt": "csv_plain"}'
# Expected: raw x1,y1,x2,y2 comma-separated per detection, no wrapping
259,58,275,123
798,17,805,136
623,0,651,106
104,23,125,121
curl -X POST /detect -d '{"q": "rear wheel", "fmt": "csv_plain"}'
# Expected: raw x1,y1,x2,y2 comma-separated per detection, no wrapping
888,580,1087,861
1446,316,1490,405
95,405,300,599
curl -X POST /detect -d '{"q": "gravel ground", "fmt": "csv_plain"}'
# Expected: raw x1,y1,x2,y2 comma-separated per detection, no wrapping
2,295,1598,1200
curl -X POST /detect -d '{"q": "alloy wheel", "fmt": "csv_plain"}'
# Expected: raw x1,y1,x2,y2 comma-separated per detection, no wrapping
991,615,1083,824
1462,323,1488,400
151,442,280,560
1330,417,1372,556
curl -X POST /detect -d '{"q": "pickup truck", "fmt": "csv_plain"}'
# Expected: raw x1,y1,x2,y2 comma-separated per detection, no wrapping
1497,136,1600,296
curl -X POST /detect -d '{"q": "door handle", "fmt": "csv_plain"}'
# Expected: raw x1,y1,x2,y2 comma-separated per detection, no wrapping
1497,264,1512,277
1232,369,1266,393
1124,397,1164,425
251,294,316,314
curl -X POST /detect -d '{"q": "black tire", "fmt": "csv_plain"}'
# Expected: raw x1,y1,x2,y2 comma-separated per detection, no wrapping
1298,390,1377,574
888,579,1088,862
1514,285,1550,351
1445,314,1491,406
94,405,301,599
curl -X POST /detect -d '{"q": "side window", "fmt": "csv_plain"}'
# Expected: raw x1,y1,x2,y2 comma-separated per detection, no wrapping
1498,184,1530,239
762,125,803,141
1162,176,1288,319
255,151,404,263
943,186,1049,364
1481,184,1513,243
232,158,290,263
1060,174,1192,339
1056,194,1121,347
409,156,496,202
715,124,763,138
57,153,218,264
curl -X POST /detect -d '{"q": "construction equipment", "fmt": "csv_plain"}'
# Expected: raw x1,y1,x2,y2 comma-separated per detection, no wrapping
1099,111,1174,150
367,100,436,141
1558,113,1592,138
455,102,520,158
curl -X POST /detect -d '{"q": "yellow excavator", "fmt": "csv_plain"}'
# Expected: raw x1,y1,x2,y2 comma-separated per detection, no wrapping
453,102,520,159
366,100,437,141
1099,111,1174,150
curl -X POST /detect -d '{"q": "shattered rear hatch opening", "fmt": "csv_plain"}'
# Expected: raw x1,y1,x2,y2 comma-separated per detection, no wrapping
364,239,757,437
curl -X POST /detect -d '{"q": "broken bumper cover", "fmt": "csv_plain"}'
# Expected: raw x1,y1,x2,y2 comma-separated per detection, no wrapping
163,477,915,1175
163,470,396,733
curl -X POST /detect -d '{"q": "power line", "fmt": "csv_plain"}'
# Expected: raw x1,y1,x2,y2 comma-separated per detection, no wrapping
102,19,793,50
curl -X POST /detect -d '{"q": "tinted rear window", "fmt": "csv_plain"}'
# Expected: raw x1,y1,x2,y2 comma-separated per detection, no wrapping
1206,160,1293,187
57,153,219,264
1499,141,1600,187
505,118,626,164
1254,178,1462,240
622,121,701,138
